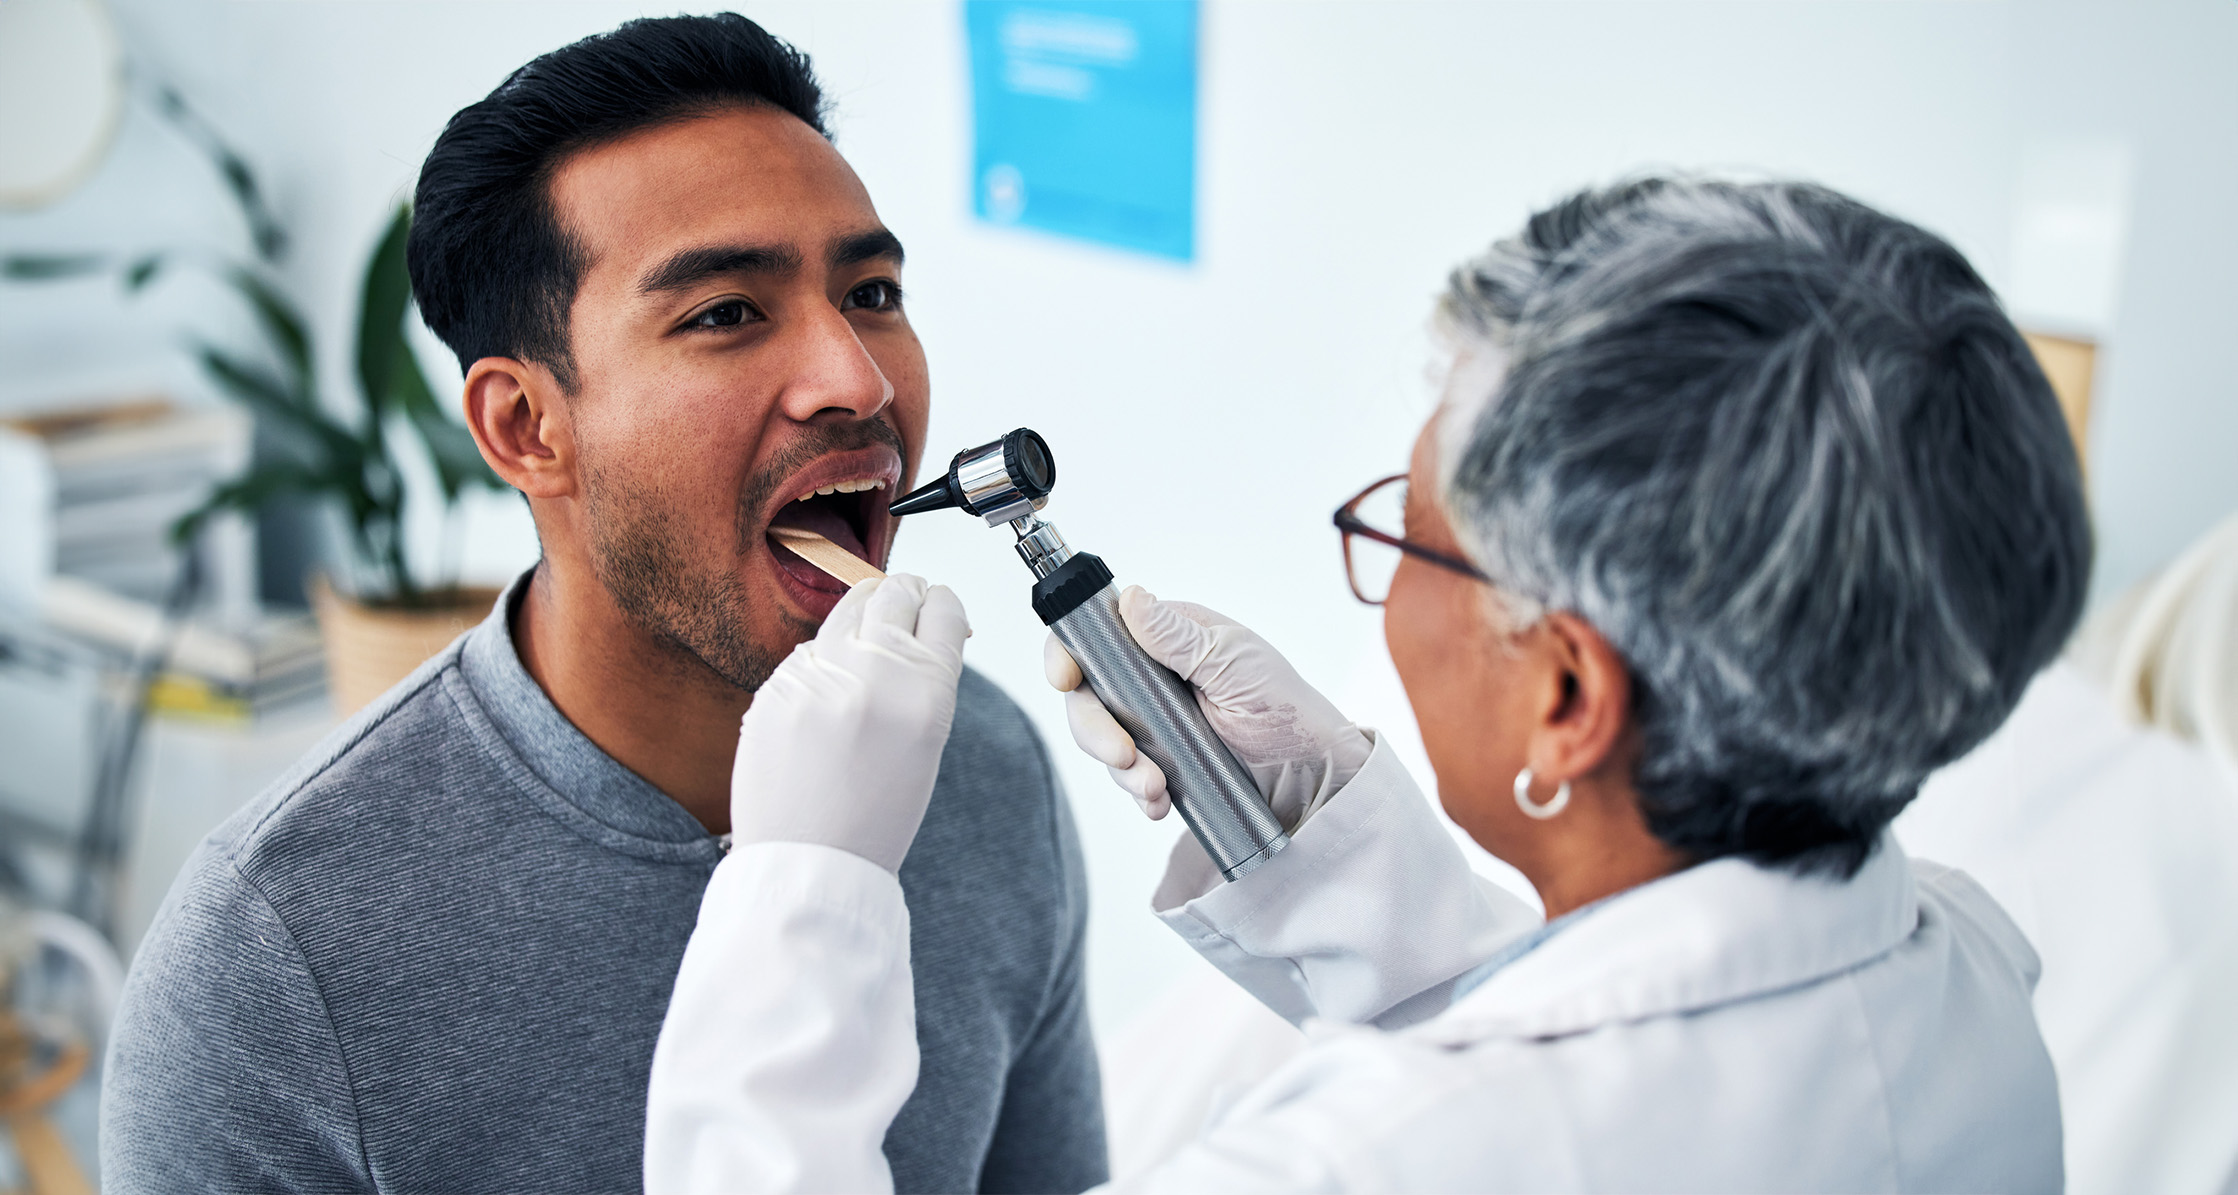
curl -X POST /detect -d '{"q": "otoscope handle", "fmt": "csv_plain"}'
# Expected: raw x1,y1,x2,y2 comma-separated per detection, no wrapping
1032,555,1289,881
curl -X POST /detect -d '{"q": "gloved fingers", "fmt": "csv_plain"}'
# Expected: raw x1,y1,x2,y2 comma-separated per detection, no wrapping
817,576,882,643
913,584,971,660
1064,685,1137,770
1063,689,1170,817
1158,599,1240,630
1115,588,1238,631
1043,633,1084,693
859,572,932,637
1116,586,1219,683
1105,758,1171,819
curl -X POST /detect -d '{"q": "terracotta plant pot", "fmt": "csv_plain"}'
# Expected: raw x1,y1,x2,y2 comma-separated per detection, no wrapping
310,576,503,716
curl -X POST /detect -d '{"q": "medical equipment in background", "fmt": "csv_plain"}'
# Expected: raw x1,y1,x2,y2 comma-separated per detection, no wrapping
2068,509,2238,780
891,430,1289,880
0,899,121,1195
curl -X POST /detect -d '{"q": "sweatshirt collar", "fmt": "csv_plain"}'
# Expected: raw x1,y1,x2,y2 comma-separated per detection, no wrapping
455,568,721,862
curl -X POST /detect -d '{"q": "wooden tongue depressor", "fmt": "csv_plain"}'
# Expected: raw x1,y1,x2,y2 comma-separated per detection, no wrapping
769,526,886,586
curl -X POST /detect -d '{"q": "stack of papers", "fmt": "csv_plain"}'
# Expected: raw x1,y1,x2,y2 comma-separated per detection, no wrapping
0,399,318,722
0,399,252,608
33,576,326,721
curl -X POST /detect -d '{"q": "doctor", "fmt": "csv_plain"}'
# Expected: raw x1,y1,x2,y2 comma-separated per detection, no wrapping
645,178,2088,1192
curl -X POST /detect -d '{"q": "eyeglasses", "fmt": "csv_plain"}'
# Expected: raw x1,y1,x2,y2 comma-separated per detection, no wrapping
1332,473,1491,606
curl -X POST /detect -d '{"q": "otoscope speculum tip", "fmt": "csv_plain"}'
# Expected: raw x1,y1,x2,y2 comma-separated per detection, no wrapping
888,475,963,518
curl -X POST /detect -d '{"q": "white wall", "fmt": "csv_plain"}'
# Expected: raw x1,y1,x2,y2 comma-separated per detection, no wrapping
5,0,2232,1037
2008,0,2238,602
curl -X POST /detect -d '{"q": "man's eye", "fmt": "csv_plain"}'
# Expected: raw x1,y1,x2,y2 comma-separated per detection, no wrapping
847,280,902,312
690,300,756,330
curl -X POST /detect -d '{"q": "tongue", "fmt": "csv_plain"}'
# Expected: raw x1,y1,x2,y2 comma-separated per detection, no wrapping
767,498,869,561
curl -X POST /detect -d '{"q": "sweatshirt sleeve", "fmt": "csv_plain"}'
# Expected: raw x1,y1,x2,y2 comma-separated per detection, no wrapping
101,849,373,1195
1150,733,1543,1029
646,842,919,1195
978,778,1109,1194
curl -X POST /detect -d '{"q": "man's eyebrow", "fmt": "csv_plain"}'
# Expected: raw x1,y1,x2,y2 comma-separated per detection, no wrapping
831,228,905,268
636,243,805,295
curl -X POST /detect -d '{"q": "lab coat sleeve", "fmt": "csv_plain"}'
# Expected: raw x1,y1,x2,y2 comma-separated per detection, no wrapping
1153,732,1540,1028
645,841,917,1195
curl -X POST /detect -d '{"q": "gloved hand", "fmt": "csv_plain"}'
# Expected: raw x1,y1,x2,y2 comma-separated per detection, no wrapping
731,574,971,873
1045,586,1373,828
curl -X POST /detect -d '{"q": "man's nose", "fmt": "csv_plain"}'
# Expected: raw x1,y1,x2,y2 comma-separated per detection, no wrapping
775,306,894,423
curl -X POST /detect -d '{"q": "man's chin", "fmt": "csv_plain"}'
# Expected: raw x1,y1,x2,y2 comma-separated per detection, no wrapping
591,556,786,695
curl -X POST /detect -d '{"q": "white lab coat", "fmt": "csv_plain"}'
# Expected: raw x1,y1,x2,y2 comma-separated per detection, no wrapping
648,736,2063,1193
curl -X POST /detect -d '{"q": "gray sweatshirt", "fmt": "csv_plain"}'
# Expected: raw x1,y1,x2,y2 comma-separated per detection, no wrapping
100,573,1105,1193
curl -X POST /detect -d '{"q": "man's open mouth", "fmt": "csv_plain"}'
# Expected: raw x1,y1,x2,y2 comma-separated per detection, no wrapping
770,479,882,559
762,451,902,597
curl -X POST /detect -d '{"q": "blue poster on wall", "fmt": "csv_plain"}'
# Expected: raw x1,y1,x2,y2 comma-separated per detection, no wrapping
966,0,1199,262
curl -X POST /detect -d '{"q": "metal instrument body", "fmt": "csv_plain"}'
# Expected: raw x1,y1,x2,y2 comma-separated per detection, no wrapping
892,430,1289,881
1034,554,1287,879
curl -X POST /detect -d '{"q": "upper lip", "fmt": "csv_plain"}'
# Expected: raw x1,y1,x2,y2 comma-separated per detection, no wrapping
759,445,905,531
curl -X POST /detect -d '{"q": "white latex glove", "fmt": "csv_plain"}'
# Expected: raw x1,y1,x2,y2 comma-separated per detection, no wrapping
1044,585,1373,827
731,574,971,872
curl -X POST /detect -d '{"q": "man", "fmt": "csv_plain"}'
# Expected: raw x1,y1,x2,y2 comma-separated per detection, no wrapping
101,15,1105,1193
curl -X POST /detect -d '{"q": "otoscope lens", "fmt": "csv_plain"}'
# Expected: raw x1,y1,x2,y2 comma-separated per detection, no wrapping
1013,433,1053,493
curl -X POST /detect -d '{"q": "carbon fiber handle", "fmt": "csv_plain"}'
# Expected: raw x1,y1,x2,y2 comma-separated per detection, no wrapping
1050,582,1289,881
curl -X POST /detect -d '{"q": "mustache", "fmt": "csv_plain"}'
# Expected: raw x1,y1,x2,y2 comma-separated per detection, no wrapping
735,418,909,545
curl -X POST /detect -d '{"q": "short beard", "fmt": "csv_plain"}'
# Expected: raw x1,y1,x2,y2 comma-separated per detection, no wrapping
582,420,905,693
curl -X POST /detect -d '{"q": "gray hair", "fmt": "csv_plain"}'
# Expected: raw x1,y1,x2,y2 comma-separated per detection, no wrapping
1438,178,2090,876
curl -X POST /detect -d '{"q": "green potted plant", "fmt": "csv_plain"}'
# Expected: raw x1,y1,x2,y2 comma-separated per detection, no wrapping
175,202,512,714
3,88,511,713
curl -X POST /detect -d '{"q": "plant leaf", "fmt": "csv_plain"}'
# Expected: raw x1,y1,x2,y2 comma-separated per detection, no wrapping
171,462,336,545
213,149,286,262
391,342,500,499
357,200,502,501
193,341,362,471
195,342,297,414
357,203,414,422
151,82,287,263
226,266,314,400
3,254,108,280
124,253,167,291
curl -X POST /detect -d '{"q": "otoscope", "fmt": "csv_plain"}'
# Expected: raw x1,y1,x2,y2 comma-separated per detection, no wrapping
891,429,1290,881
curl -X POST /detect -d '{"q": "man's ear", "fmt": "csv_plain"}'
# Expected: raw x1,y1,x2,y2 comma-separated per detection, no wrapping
1525,611,1634,786
463,357,575,500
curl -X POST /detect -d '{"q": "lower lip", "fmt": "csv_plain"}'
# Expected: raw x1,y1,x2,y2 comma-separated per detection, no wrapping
767,540,852,620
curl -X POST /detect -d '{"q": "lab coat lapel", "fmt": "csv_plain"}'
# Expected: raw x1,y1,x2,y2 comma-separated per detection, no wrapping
1414,834,1921,1045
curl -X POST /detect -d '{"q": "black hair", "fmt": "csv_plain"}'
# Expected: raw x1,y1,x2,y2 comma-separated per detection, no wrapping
407,13,826,389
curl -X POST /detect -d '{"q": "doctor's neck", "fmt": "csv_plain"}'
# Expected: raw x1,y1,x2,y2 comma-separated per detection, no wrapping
1504,768,1692,920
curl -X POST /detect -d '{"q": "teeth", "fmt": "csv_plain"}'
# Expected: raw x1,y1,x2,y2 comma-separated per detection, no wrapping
796,478,889,501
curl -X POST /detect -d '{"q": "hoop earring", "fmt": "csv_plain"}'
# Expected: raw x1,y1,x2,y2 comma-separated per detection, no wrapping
1514,767,1571,820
